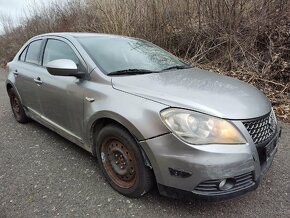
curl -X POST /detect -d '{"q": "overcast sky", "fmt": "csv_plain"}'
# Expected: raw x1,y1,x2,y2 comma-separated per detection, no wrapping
0,0,63,33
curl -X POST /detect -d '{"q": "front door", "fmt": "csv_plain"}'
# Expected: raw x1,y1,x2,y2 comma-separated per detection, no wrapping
37,38,87,140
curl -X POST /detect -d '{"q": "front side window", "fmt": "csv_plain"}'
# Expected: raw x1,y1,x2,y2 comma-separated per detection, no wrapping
43,39,85,72
26,40,43,65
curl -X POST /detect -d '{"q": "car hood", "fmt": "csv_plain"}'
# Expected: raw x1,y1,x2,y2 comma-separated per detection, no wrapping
111,68,271,120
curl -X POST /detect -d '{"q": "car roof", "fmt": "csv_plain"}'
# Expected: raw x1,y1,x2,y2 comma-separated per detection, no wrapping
33,32,131,39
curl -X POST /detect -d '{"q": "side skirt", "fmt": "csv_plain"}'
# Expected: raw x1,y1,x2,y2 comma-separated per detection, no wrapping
26,107,93,154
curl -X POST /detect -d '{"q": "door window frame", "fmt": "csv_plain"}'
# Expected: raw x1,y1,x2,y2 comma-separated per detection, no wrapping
41,37,88,73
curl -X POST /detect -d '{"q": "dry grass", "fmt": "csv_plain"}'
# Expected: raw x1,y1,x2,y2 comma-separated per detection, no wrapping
0,0,289,120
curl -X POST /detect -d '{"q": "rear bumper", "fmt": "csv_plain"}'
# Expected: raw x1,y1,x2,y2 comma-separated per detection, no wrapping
140,126,281,200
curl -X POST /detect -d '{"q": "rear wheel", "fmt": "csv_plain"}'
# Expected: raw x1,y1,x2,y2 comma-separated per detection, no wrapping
96,124,154,198
8,88,29,123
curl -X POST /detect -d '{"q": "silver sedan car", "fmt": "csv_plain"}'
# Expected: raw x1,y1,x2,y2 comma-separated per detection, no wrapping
6,33,281,200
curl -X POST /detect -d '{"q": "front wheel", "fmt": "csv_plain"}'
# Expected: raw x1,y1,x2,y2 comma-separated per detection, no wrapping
96,124,154,198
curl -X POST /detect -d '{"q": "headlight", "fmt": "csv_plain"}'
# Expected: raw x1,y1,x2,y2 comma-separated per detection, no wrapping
160,108,246,145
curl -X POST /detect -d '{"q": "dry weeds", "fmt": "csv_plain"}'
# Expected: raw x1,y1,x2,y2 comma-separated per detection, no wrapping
0,0,289,121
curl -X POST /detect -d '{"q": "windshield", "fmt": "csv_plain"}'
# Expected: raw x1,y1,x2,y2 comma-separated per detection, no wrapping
76,36,187,74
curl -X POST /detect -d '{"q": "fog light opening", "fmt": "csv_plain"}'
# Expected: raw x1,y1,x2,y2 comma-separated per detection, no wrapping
218,178,236,191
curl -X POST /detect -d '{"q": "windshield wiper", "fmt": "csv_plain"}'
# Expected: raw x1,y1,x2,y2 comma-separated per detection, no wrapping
160,65,192,72
107,65,192,76
107,69,156,76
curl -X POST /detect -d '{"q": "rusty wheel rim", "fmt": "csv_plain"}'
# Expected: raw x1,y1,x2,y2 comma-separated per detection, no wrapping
101,138,137,189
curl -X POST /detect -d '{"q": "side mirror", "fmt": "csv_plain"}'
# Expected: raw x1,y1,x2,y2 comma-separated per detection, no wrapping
46,59,85,78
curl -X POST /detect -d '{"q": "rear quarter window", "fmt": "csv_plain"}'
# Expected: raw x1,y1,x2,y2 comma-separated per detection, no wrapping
19,46,28,62
25,40,43,65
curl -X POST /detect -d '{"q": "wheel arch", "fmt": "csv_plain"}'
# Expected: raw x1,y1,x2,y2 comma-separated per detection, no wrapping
88,111,144,155
6,83,13,91
6,81,23,103
88,113,152,168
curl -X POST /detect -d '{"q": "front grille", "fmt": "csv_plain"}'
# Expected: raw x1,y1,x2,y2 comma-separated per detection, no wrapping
243,112,277,145
194,172,254,194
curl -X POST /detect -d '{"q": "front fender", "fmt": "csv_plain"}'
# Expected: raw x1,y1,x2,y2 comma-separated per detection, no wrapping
86,110,145,142
83,81,170,149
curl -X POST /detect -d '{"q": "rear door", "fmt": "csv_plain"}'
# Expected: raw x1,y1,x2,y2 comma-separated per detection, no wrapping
14,39,44,115
37,37,87,140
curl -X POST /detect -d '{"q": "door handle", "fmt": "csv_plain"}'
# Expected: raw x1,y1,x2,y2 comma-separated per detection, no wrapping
34,77,43,85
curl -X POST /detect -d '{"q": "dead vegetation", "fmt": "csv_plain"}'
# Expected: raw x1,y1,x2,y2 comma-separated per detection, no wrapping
0,0,289,121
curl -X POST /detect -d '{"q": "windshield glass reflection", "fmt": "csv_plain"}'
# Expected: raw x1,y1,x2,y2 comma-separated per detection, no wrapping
77,36,186,74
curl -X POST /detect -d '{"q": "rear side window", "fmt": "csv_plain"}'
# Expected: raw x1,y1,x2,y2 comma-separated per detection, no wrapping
43,39,86,72
26,40,43,65
19,46,28,62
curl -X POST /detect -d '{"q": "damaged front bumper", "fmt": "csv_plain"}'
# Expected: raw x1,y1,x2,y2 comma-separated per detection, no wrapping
140,125,281,201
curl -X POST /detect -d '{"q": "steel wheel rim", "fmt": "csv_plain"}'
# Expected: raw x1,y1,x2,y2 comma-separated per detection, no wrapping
10,94,21,117
101,138,137,189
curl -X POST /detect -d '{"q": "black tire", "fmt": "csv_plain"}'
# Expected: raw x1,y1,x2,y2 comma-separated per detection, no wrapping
96,124,154,198
8,88,30,123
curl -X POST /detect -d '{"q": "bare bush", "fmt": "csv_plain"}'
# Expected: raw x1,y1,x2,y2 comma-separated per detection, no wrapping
0,0,289,119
